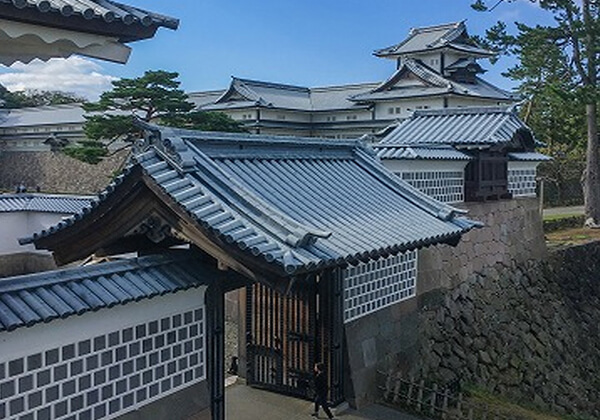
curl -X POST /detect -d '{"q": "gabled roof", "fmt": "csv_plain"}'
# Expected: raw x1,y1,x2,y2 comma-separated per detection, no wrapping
0,193,93,213
374,21,494,58
350,59,515,102
377,106,537,149
0,252,212,332
199,77,375,112
0,0,178,64
212,77,311,110
445,57,485,73
25,124,479,278
0,0,178,41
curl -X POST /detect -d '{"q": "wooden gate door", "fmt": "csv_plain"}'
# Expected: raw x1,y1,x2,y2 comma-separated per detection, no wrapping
246,270,345,404
246,276,317,399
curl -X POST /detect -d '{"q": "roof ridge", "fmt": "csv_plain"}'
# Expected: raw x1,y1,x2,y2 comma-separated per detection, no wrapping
410,21,463,35
233,77,309,92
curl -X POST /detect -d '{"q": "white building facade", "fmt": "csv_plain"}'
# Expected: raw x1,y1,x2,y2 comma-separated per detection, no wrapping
190,22,518,139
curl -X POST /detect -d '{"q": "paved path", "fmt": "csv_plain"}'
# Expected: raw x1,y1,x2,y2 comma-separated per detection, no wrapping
225,384,424,420
542,205,584,217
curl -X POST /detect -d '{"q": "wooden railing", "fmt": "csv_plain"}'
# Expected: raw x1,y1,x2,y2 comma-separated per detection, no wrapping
378,371,527,420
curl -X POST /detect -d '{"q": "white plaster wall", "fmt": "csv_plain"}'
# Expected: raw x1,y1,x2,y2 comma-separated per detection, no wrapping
0,287,207,420
312,110,371,123
508,161,542,172
260,109,311,123
374,97,444,120
0,211,71,255
0,287,206,361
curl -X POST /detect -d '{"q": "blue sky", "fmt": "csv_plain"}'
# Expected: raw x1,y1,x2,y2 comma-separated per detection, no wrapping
0,0,552,98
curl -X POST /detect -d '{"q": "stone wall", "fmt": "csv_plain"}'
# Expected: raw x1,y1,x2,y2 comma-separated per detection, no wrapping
344,198,549,409
0,151,129,194
416,242,600,419
0,252,56,278
418,197,546,293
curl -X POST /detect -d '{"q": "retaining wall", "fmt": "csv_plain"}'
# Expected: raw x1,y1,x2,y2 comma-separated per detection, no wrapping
0,151,128,194
343,198,548,408
416,243,600,418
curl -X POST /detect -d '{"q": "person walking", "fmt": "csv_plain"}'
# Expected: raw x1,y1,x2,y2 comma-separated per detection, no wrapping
312,362,335,419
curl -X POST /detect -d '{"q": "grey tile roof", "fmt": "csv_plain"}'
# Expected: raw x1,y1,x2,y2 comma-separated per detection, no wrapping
508,152,552,162
0,0,178,32
0,104,85,128
375,145,472,160
374,21,494,58
0,252,211,332
0,193,93,213
350,60,516,102
379,106,535,148
25,124,479,276
197,77,376,112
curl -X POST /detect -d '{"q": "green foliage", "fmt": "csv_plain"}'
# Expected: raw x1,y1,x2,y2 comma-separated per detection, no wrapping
83,70,193,121
162,111,246,133
63,141,108,164
473,0,600,209
78,70,245,164
0,86,84,108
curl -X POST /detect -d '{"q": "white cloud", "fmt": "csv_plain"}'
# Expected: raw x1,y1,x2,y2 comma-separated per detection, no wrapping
0,57,116,100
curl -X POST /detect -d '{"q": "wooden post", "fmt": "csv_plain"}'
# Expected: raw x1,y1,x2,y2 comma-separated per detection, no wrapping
457,392,463,418
441,388,449,420
208,279,225,420
468,407,474,420
417,379,425,411
384,369,394,400
539,178,545,217
407,376,415,405
430,383,438,416
392,374,402,404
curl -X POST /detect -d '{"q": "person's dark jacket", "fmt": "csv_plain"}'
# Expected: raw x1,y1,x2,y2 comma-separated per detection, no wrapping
314,371,327,397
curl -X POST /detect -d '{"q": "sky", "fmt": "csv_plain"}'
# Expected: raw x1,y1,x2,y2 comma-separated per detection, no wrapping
0,0,552,100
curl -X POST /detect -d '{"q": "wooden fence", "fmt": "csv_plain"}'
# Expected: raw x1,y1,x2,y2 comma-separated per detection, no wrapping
378,371,528,420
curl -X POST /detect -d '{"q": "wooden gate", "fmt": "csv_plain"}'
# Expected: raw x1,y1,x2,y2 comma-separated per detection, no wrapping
246,270,344,404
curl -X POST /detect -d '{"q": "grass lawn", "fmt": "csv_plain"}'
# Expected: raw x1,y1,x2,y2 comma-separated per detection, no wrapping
464,388,577,420
542,213,582,222
546,226,600,246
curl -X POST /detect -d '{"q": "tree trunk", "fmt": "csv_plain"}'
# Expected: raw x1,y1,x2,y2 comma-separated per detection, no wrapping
582,0,600,226
583,103,600,225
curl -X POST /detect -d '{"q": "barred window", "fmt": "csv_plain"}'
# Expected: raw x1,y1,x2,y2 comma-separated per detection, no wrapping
508,168,537,197
343,251,417,323
399,171,464,203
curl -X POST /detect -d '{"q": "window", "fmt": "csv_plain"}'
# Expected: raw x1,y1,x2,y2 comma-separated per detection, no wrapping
346,115,357,120
399,171,464,203
343,251,417,323
508,168,537,197
326,116,337,122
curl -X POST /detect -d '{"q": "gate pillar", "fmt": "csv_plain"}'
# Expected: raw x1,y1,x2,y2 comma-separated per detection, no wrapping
207,279,225,420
